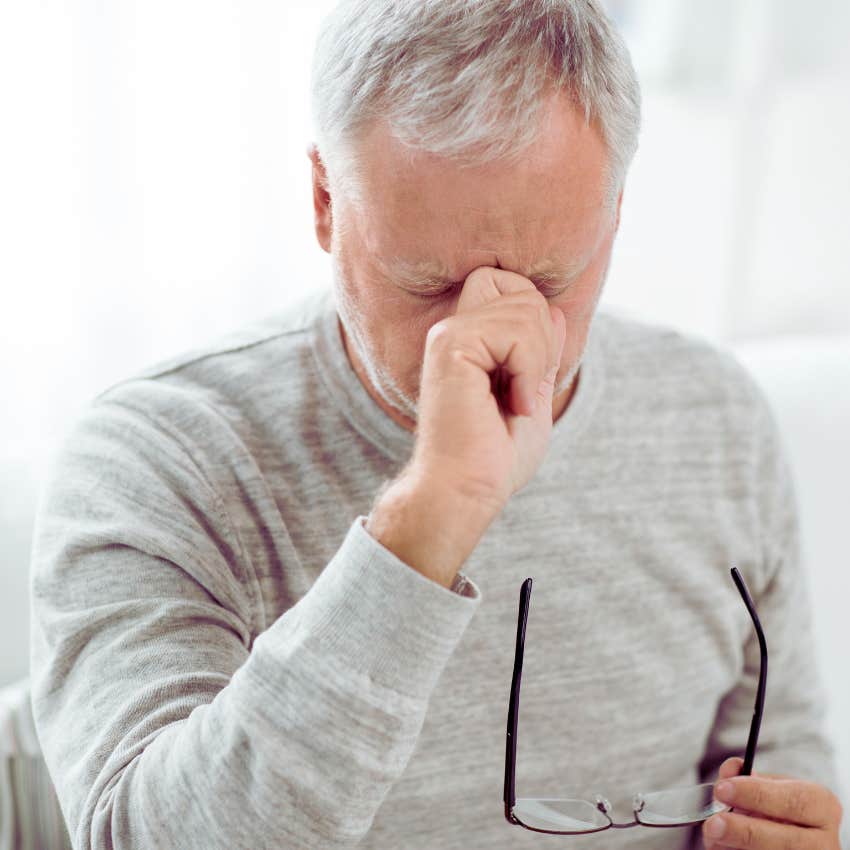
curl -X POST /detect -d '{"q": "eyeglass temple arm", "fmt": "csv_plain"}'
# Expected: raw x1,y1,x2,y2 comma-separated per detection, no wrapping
503,568,766,822
504,577,532,823
730,566,768,776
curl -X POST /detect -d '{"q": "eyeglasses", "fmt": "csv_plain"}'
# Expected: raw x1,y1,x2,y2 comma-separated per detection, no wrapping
504,567,768,834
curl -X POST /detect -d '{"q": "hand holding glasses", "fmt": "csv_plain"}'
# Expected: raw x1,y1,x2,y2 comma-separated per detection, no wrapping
504,567,768,834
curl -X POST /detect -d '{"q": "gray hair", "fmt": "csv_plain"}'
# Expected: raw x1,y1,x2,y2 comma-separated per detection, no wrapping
310,0,641,219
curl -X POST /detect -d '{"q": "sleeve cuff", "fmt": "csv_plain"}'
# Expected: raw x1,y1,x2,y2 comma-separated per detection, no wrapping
286,515,482,700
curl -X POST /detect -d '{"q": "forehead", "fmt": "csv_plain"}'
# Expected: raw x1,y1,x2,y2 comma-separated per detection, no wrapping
357,91,611,276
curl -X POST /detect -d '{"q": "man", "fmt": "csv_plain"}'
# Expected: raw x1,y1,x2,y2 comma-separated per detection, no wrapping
30,1,843,848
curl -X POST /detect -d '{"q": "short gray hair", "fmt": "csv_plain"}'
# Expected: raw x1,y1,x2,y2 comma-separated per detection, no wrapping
310,0,641,218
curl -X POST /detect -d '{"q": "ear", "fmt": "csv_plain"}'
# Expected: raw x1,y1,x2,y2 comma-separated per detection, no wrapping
614,188,623,232
307,142,333,255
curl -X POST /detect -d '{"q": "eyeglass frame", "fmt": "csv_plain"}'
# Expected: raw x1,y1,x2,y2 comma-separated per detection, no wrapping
503,566,768,834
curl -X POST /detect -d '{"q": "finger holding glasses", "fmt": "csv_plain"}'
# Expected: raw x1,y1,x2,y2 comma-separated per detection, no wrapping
703,756,844,849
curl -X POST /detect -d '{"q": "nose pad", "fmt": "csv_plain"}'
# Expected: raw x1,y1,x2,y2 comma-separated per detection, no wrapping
594,794,613,816
595,793,647,827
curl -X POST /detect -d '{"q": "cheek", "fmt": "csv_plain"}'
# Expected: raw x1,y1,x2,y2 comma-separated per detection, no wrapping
391,302,458,376
400,298,456,338
363,301,428,359
550,284,600,364
552,290,596,329
554,257,607,320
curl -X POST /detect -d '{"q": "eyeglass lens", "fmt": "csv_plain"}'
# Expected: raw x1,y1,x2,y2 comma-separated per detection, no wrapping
513,781,731,832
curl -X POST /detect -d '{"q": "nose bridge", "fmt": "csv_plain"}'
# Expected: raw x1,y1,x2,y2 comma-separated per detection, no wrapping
597,793,641,829
452,216,538,276
607,817,641,829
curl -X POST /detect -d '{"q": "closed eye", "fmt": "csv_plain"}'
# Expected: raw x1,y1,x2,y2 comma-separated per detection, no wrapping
409,280,567,299
409,282,463,299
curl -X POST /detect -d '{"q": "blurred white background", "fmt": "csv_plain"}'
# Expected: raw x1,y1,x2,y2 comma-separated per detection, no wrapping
1,2,848,803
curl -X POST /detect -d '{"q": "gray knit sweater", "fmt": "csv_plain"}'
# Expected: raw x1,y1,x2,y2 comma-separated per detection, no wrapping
29,287,839,849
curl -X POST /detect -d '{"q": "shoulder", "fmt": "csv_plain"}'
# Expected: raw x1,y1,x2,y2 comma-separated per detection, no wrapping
98,287,329,397
593,306,770,420
78,287,334,448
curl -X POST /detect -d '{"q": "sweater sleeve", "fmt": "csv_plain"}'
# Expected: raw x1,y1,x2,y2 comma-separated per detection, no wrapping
29,387,481,850
696,380,840,795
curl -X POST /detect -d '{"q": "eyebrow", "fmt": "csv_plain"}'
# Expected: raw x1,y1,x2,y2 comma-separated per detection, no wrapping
386,254,587,289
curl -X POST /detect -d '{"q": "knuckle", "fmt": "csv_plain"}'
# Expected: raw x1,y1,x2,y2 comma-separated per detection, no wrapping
445,344,478,372
743,817,758,847
425,318,456,352
428,293,554,367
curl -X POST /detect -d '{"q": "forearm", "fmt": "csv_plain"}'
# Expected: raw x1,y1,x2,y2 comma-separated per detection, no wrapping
32,516,481,850
365,468,502,589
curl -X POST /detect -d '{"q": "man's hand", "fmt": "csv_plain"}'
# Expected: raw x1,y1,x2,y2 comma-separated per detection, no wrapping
365,266,567,588
411,266,567,510
703,756,844,849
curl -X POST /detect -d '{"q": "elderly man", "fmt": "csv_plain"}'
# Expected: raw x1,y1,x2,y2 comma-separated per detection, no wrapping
30,1,843,849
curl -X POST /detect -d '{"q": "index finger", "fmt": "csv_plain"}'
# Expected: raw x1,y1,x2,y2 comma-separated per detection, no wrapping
718,776,839,828
456,265,560,370
455,265,539,310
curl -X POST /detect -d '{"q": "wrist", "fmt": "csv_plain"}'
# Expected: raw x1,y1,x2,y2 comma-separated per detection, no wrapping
365,469,501,588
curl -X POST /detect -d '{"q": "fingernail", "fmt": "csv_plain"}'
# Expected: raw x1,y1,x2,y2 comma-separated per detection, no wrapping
715,781,734,803
705,815,726,840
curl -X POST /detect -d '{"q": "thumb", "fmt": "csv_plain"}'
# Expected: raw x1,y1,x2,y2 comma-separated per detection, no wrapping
535,306,566,409
712,757,792,821
549,304,567,363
